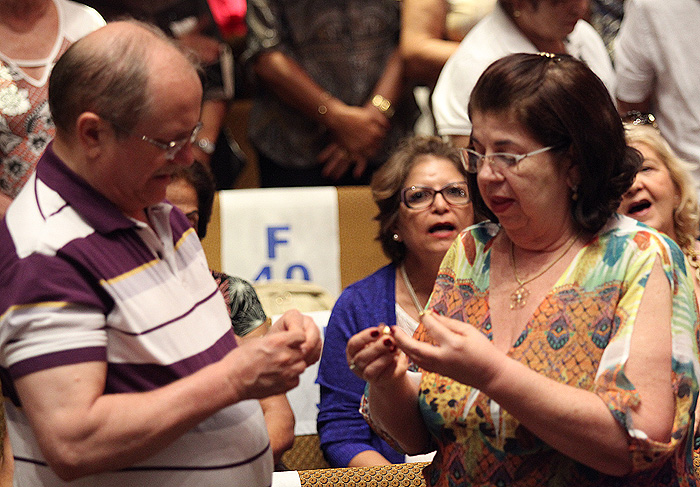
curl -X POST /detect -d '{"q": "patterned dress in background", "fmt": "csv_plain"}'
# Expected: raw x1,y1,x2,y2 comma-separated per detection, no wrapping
211,269,267,337
588,0,624,61
414,217,699,486
0,60,54,198
0,0,104,199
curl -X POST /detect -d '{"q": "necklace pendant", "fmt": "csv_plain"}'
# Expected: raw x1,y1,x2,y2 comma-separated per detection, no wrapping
510,285,529,309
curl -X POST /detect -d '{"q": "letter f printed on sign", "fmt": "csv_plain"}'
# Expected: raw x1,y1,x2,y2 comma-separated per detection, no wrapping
267,226,290,259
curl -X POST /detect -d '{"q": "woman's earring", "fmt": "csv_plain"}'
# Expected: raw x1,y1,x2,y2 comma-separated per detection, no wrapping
393,233,400,241
571,185,579,201
513,9,521,17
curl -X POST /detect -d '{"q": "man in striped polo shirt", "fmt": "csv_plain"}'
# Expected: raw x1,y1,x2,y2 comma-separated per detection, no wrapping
0,20,321,486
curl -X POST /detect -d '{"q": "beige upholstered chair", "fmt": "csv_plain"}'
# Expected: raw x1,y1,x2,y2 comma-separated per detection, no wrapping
280,434,329,471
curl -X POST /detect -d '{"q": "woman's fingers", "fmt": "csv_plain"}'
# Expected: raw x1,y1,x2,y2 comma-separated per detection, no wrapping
347,324,385,358
422,310,470,336
347,324,400,380
392,326,438,369
392,311,475,372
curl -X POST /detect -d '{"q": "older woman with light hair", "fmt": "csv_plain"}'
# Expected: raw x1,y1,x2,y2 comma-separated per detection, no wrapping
618,120,700,300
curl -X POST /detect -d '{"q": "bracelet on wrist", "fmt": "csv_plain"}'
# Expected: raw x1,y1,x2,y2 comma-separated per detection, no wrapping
318,91,333,115
371,94,394,119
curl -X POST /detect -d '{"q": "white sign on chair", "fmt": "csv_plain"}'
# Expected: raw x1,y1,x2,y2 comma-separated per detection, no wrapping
219,187,341,297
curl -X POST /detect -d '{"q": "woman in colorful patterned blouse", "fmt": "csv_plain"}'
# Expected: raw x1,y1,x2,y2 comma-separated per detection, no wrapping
347,53,700,486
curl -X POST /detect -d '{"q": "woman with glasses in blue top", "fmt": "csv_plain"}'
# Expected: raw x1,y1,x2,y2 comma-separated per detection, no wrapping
316,135,475,467
347,53,700,486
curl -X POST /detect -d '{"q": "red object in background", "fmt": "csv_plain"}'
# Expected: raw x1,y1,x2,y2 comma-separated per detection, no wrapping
207,0,247,38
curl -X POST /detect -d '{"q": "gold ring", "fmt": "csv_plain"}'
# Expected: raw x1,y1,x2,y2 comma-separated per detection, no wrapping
349,361,357,371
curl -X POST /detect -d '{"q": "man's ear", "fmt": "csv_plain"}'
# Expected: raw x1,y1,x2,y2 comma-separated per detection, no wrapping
75,112,110,158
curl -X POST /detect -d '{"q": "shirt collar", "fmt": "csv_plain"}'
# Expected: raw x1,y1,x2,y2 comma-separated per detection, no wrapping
36,142,144,234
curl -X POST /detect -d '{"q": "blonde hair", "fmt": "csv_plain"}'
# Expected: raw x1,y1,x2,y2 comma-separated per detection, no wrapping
625,124,700,251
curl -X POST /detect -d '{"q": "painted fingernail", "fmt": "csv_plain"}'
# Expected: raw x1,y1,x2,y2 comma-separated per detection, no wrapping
383,338,392,347
370,330,380,338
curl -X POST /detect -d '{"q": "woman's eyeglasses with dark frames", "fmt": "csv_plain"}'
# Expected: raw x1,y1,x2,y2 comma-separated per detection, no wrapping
401,182,470,209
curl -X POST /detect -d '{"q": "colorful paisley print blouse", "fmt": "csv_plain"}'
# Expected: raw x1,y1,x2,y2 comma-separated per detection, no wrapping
413,217,699,486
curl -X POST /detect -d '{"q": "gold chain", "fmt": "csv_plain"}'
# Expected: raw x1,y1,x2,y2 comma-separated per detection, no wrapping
510,233,580,309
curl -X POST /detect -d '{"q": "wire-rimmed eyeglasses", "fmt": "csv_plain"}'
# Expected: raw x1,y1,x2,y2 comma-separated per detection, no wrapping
400,182,470,210
459,146,555,174
108,119,203,161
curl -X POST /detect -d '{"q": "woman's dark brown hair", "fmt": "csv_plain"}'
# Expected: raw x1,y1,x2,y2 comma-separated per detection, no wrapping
468,52,641,233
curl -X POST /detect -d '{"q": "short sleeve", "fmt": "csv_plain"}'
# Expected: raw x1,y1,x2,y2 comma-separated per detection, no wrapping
0,253,108,379
614,0,655,103
211,271,267,337
593,231,699,472
240,0,284,66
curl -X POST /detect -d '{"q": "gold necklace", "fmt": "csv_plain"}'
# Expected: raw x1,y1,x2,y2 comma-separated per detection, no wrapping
400,264,424,313
510,233,579,309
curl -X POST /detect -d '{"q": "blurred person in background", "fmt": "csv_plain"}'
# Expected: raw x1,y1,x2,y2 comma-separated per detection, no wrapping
432,0,613,147
618,118,700,303
400,0,495,134
242,0,419,187
0,0,104,217
615,0,700,201
400,0,496,86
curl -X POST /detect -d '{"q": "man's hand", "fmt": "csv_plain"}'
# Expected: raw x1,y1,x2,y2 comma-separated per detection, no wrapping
269,309,322,366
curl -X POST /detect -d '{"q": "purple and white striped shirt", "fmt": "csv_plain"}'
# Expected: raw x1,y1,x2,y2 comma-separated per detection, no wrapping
0,144,273,486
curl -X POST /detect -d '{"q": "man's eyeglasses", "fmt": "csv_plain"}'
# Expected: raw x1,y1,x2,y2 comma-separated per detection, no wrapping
459,146,555,174
622,110,658,130
140,122,203,160
401,182,470,210
108,119,203,161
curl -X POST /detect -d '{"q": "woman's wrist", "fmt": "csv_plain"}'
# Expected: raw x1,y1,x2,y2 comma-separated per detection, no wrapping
316,93,344,128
